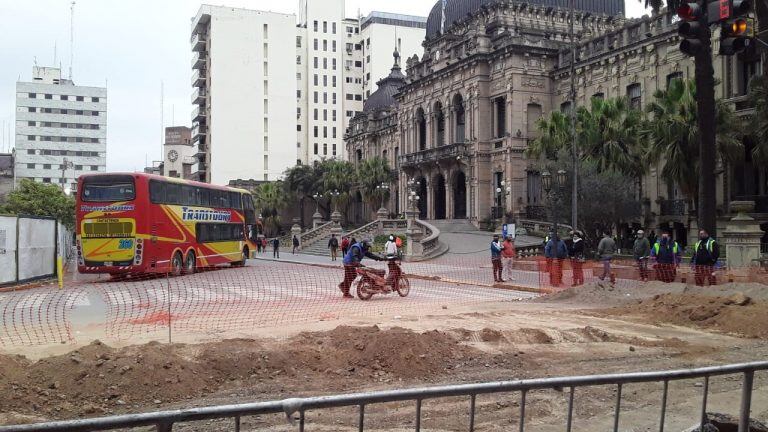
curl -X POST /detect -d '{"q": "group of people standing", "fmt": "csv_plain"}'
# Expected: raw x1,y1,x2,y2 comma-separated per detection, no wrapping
543,231,585,287
253,237,281,258
631,229,720,286
490,235,517,283
507,227,720,287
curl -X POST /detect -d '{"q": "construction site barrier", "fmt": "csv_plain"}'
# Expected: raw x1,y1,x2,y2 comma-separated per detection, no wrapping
1,361,765,432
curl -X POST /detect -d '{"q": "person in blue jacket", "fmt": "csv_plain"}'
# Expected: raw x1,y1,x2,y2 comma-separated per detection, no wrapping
338,238,383,298
544,235,568,286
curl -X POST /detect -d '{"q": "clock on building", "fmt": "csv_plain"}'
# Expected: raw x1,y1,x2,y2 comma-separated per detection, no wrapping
168,150,179,162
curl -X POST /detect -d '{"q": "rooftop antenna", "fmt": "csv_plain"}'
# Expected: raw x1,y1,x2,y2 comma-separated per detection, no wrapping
69,1,75,80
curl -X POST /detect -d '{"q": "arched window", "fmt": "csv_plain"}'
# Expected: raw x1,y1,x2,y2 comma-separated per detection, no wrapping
453,94,465,144
416,108,427,151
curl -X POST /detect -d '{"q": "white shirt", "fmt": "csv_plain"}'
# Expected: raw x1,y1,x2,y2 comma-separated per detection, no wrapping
385,240,398,256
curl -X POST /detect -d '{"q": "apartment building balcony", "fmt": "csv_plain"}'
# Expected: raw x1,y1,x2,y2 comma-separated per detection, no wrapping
191,51,206,70
191,87,207,105
191,33,208,52
191,69,207,87
192,106,207,123
192,123,208,141
399,143,468,168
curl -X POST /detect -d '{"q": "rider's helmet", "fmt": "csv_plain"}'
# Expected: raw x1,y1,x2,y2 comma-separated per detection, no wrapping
361,237,373,250
389,234,395,242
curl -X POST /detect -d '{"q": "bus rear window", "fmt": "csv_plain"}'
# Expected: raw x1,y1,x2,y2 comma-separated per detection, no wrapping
82,182,135,202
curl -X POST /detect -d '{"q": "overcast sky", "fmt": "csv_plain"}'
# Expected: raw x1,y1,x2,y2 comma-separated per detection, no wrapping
0,0,650,173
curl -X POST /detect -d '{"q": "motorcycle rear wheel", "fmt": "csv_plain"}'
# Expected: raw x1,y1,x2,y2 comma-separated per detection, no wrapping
396,277,411,297
357,280,374,301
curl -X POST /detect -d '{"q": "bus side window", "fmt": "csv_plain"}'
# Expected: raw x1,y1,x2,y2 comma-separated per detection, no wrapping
181,186,195,206
196,188,209,207
166,183,181,204
231,192,242,210
150,180,165,204
220,192,230,208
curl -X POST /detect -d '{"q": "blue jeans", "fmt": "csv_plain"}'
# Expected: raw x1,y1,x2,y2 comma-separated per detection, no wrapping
601,258,612,280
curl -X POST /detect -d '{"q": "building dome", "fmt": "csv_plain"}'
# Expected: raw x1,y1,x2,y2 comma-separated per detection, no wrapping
362,51,407,113
425,0,626,39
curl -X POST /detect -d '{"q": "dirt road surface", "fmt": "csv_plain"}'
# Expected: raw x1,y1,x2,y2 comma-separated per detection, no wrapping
1,274,768,431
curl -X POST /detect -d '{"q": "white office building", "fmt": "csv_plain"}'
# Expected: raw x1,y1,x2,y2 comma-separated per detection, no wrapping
192,2,426,184
14,66,107,193
191,5,296,185
360,12,427,99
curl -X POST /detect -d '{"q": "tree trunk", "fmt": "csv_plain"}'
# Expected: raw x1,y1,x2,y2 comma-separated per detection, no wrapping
695,22,718,236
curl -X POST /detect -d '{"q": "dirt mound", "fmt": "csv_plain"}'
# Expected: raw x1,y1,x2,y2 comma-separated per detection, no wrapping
287,326,475,379
0,327,483,421
602,293,768,338
540,280,768,308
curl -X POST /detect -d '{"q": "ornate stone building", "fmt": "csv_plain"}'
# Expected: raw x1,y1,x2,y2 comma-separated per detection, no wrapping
346,0,765,243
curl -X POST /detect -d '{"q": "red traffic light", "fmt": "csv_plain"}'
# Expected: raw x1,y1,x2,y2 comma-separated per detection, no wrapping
677,2,702,21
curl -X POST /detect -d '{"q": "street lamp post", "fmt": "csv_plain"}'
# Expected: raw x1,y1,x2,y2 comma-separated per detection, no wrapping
376,182,390,210
312,192,320,213
542,170,568,241
60,157,74,193
329,189,340,213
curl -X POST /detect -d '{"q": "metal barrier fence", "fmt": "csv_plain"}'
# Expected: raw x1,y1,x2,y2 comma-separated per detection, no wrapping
1,361,766,432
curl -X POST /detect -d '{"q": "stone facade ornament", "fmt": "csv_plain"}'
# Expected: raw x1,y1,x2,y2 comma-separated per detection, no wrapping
722,201,765,269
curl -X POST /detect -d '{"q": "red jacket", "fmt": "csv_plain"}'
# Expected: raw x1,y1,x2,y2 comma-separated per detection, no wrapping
501,240,516,258
341,238,350,249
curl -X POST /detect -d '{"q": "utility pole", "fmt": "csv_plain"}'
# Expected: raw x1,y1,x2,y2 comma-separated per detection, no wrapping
569,0,579,230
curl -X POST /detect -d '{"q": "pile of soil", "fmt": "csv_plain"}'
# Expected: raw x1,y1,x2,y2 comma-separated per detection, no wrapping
0,327,485,421
601,293,768,338
540,280,768,308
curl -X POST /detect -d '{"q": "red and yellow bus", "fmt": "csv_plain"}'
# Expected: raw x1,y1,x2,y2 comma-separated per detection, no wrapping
76,173,259,276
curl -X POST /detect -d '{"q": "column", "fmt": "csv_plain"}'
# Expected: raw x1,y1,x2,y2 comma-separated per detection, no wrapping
427,175,434,220
426,114,433,150
448,105,455,145
446,170,454,220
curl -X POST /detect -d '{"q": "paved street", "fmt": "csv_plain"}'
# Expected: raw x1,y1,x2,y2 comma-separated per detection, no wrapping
0,260,537,349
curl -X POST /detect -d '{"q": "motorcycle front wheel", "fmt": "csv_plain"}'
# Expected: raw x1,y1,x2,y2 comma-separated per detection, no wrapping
396,277,411,297
357,280,374,301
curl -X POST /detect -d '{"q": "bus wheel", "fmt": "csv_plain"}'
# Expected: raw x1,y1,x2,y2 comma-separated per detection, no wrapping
171,252,183,276
185,251,196,274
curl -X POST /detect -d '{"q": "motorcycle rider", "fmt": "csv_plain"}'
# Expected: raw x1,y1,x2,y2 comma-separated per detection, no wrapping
339,237,383,298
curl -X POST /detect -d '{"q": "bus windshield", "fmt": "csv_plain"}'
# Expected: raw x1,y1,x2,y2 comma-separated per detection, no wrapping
82,177,136,202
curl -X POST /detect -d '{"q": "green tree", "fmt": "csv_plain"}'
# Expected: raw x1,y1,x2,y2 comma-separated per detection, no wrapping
643,78,743,205
749,75,768,163
356,156,395,214
252,182,287,237
578,97,645,179
0,179,76,229
322,160,357,219
527,110,572,161
284,164,320,225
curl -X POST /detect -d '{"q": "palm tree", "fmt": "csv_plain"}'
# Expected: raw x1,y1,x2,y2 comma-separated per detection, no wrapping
284,164,319,224
253,182,287,237
322,160,357,219
578,97,645,179
749,76,768,164
527,110,572,160
356,157,395,214
643,78,743,206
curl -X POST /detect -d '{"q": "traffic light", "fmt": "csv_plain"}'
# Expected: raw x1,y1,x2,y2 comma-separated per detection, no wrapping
720,0,755,55
678,2,707,56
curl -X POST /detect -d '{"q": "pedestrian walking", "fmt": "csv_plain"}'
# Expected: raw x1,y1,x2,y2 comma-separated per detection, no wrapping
501,236,516,282
692,229,719,286
633,230,651,282
340,236,350,257
651,231,681,283
261,238,268,254
328,234,339,261
272,238,280,259
292,235,300,255
569,231,585,286
597,232,616,282
256,237,262,254
490,234,503,282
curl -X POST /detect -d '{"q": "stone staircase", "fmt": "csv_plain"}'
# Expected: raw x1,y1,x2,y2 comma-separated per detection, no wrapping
301,235,336,256
428,219,482,234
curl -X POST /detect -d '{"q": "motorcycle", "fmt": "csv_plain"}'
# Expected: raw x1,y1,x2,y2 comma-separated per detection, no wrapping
354,258,410,300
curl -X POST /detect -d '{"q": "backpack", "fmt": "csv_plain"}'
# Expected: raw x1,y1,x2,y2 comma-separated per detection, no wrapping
330,237,338,247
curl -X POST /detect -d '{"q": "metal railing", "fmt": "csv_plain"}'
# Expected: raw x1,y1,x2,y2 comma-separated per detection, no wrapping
2,361,764,432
